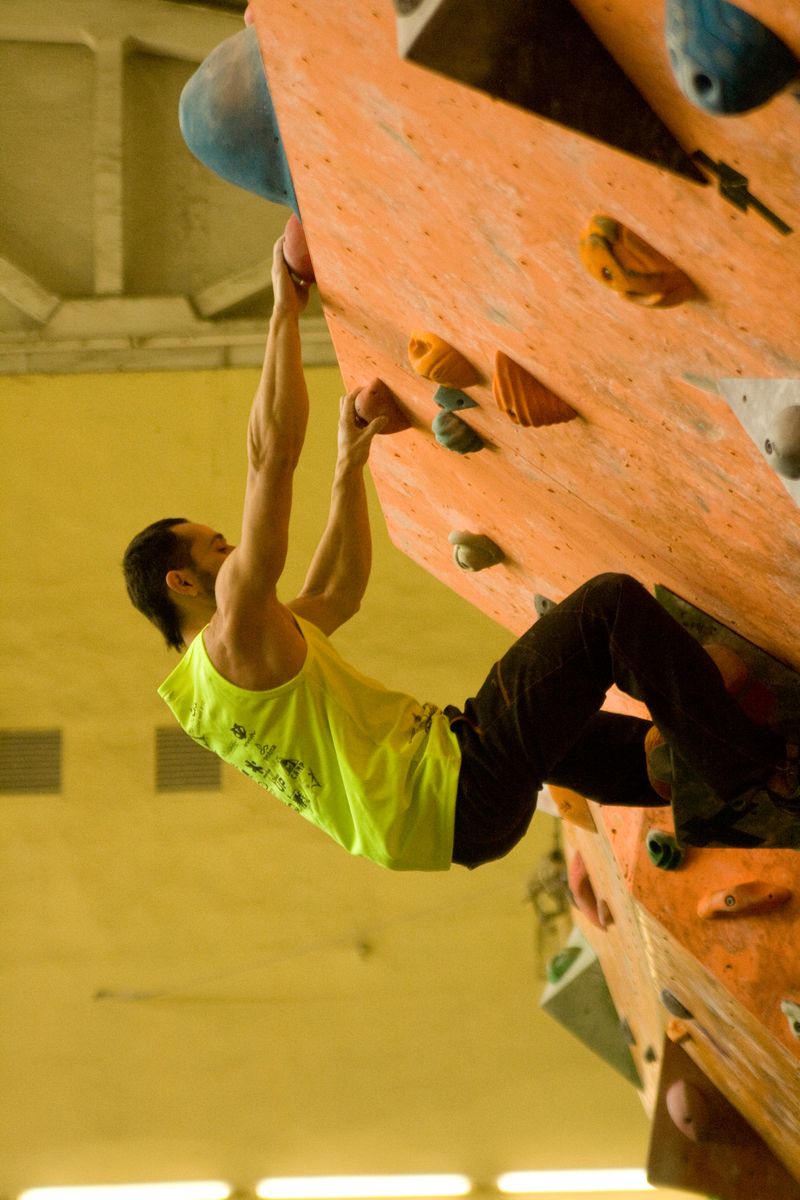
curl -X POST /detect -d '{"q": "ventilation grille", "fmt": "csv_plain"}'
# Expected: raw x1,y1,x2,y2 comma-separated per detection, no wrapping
0,729,62,794
155,726,221,792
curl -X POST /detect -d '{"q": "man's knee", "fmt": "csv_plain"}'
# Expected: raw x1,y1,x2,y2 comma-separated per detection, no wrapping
584,572,649,613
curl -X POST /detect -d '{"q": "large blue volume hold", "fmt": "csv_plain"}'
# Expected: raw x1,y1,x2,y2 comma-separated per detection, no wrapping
666,0,797,114
179,27,299,213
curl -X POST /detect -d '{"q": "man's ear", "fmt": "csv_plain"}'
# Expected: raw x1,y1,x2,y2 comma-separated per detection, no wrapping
165,568,198,597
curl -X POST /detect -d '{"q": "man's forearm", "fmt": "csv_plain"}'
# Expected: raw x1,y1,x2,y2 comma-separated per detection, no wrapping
301,459,373,612
248,304,309,469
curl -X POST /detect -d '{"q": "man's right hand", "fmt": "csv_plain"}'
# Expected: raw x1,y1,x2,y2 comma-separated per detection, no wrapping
272,236,310,316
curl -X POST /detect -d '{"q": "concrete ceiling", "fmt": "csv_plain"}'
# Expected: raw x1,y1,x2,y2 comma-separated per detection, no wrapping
0,0,331,375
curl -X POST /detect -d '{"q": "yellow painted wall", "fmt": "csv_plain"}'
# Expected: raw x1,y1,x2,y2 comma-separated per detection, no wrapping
0,362,668,1194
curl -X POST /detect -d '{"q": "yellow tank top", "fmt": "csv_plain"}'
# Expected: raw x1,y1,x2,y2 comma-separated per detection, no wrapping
158,615,460,871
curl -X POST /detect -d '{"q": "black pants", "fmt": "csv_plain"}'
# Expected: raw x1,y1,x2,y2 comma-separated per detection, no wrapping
447,574,782,867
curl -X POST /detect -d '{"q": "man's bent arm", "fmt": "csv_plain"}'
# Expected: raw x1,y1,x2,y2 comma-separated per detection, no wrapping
290,390,386,635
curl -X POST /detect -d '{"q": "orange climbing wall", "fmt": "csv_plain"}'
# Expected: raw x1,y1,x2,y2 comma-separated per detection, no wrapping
248,0,800,1185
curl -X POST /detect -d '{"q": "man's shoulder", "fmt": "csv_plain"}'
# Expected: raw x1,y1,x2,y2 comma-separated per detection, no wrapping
202,601,308,691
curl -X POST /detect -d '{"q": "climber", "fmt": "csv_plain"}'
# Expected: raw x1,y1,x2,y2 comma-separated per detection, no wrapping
122,236,799,871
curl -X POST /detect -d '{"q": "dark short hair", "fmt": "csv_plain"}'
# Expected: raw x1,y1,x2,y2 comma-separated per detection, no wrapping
122,518,192,651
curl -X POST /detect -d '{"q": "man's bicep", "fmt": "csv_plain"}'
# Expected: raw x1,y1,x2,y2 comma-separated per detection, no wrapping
287,592,355,636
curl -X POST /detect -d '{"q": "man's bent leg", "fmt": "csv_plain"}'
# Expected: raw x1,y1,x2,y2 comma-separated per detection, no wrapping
450,574,783,864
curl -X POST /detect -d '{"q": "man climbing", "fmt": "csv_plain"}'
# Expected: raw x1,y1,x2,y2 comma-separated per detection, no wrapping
123,239,798,870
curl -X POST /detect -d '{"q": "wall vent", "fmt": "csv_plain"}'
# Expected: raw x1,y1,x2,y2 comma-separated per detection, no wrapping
155,726,221,792
0,729,62,794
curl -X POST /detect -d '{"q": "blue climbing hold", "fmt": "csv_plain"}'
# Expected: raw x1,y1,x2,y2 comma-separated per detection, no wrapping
179,27,299,213
433,385,477,412
665,0,797,114
432,410,484,454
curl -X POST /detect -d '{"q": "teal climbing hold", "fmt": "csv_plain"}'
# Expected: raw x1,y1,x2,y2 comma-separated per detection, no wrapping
666,0,797,114
433,385,477,412
546,945,582,983
646,830,685,871
432,410,484,454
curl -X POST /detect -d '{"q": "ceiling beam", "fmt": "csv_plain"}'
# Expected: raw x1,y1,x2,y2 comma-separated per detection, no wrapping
191,261,273,318
0,256,61,323
91,36,126,296
0,303,335,375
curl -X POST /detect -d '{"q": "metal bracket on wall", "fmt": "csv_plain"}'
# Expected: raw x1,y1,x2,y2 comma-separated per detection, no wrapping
692,150,792,235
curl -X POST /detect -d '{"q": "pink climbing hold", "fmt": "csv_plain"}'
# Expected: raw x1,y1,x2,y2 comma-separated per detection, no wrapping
666,1079,712,1143
283,213,316,284
567,850,605,929
354,378,411,435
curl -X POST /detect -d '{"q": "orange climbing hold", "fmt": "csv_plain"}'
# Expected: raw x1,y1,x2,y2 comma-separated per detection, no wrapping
697,881,793,919
548,785,596,831
407,331,480,388
493,351,578,427
579,214,697,307
645,725,673,801
704,643,749,694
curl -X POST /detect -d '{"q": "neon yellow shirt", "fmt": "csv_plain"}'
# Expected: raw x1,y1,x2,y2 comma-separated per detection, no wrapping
158,615,461,870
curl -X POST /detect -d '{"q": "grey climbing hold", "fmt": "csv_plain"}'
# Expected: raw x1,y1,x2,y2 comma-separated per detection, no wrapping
432,410,485,454
781,999,800,1040
433,385,477,412
660,989,693,1020
619,1017,636,1046
646,829,685,871
534,594,557,617
764,406,800,479
449,531,504,572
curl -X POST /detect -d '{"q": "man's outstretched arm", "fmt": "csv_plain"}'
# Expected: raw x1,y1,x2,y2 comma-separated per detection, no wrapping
290,390,387,635
206,238,312,687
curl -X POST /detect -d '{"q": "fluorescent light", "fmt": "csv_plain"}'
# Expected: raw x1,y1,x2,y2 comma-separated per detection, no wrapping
19,1186,231,1200
256,1177,472,1199
496,1170,654,1194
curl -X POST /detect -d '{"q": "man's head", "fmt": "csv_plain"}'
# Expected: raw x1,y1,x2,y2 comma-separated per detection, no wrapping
122,518,194,650
124,519,236,649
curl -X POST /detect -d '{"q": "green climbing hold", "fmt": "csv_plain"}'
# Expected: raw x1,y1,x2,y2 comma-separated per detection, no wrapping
546,945,582,983
646,829,685,871
432,410,484,454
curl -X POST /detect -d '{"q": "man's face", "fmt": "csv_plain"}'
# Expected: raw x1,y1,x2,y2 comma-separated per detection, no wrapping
173,522,235,597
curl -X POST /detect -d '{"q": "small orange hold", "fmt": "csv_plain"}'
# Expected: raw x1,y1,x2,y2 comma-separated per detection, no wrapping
548,785,596,831
354,378,411,434
697,881,792,919
493,351,578,427
407,332,480,388
282,213,315,284
645,725,673,801
704,643,749,695
579,214,696,307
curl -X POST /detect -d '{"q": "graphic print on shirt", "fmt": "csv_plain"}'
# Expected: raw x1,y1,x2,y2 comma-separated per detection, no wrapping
409,702,438,741
230,720,322,812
